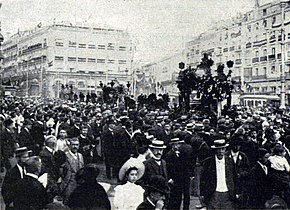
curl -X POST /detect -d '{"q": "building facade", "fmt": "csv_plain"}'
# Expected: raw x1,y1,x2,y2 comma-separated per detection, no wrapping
185,0,290,106
1,22,133,97
136,52,184,98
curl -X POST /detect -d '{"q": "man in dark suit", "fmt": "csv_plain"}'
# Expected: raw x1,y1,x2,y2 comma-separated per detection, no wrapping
113,116,134,177
18,119,33,150
247,148,272,209
39,135,58,182
200,139,236,209
101,120,117,179
226,137,250,209
13,156,48,210
0,118,18,170
142,140,168,187
30,114,45,154
2,147,30,209
137,175,169,210
164,138,193,210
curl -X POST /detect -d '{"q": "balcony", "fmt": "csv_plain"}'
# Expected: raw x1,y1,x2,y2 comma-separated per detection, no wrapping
251,75,267,80
252,57,259,63
260,56,267,62
235,59,242,65
268,54,275,60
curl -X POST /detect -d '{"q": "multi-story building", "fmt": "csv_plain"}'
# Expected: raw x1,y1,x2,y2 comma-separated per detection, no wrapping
1,22,133,97
136,52,184,98
185,0,290,106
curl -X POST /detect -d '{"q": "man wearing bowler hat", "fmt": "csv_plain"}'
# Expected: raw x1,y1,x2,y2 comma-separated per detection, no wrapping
137,175,169,210
200,139,235,209
142,140,168,187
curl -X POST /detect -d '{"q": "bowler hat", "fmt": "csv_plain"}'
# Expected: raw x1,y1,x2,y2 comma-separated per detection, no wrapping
149,140,166,149
145,175,170,194
211,139,229,149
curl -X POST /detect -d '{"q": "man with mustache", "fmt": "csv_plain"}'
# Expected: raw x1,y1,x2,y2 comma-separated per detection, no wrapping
141,140,168,187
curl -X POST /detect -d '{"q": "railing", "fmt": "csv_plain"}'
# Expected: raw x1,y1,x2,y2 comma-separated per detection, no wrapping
251,75,267,80
268,54,275,60
260,56,267,62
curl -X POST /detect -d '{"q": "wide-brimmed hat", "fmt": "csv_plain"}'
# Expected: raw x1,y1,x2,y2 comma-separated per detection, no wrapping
145,175,170,194
211,139,229,149
119,157,145,181
169,138,184,145
149,140,167,149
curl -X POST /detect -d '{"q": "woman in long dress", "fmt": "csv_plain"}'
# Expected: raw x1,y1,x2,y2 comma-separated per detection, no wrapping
113,157,145,210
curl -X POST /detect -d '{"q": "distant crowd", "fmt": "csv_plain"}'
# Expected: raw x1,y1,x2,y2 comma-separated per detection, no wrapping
0,96,290,209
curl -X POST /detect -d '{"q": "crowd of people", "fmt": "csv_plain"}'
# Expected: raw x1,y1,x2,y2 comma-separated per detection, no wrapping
0,95,290,209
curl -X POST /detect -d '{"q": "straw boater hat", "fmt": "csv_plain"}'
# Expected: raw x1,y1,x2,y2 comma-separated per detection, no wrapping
149,140,167,149
169,138,184,145
211,139,229,149
119,157,145,181
15,147,31,157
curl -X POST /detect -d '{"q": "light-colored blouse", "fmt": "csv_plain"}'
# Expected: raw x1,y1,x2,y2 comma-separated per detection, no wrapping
114,181,145,210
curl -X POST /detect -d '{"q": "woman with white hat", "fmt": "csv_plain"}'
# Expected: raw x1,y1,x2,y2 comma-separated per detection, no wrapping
113,157,145,210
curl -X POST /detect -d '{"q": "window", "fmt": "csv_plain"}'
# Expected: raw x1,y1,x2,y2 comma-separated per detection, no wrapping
97,59,105,63
78,81,86,88
272,47,275,55
271,65,275,73
255,68,259,76
107,43,115,50
247,25,251,32
223,48,228,52
98,45,105,50
263,9,267,16
230,46,234,51
108,59,115,64
119,60,127,64
263,20,267,28
263,49,267,56
78,57,86,62
55,56,64,61
272,16,276,25
79,43,86,48
43,39,47,48
88,58,96,63
68,57,76,62
255,22,259,30
55,39,64,47
255,51,259,57
88,44,96,49
262,87,268,93
119,46,126,51
263,67,267,75
69,41,76,48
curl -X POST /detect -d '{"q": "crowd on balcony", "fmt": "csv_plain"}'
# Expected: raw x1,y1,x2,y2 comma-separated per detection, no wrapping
0,94,289,209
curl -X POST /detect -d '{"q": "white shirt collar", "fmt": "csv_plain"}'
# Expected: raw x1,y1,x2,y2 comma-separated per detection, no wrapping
147,197,155,207
45,146,54,153
26,173,39,179
16,164,25,178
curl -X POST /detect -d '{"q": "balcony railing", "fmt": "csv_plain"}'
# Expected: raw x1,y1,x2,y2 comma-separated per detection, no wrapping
251,75,267,80
268,54,275,60
252,57,259,63
260,56,267,62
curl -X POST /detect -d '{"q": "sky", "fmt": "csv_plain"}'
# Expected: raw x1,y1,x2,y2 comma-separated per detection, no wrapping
0,0,274,63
